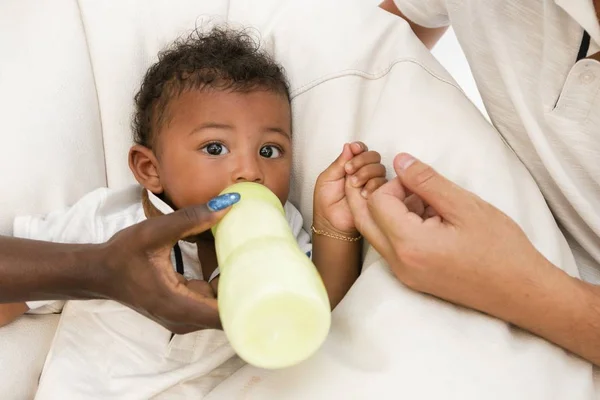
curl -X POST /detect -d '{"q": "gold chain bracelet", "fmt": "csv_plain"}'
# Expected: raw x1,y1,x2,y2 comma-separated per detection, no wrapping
311,225,362,242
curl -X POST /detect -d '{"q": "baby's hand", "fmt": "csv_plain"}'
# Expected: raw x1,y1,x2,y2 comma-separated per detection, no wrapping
344,143,388,199
313,142,386,237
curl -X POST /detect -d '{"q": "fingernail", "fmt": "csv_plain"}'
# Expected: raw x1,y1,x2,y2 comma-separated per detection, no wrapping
354,141,366,151
345,162,353,173
361,190,368,199
397,154,416,171
352,176,359,186
207,193,241,211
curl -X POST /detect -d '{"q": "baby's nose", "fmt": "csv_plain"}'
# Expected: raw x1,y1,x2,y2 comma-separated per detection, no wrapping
233,157,264,184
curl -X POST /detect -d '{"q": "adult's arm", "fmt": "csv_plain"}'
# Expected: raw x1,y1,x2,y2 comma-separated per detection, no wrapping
0,193,240,334
379,0,448,49
349,153,600,366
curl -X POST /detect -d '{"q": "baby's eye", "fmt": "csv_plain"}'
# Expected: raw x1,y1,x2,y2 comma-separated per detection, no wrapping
259,145,282,159
202,142,229,156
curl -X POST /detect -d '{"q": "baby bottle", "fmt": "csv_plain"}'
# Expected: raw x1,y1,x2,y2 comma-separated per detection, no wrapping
212,182,331,369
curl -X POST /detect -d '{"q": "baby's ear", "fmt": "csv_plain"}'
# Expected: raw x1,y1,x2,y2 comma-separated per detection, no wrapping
128,145,163,193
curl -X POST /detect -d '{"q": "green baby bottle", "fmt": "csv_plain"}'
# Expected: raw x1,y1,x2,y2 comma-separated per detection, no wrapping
212,182,331,369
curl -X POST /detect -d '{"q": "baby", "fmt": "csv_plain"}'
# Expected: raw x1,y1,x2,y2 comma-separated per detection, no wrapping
0,27,385,398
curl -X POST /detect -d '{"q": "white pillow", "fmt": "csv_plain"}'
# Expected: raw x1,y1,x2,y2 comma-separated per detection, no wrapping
0,0,106,235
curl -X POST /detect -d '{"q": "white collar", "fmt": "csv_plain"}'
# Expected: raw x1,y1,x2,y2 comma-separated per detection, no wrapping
555,0,600,47
146,190,175,215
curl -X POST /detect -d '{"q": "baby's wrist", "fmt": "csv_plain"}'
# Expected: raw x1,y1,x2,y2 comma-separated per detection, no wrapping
311,218,361,242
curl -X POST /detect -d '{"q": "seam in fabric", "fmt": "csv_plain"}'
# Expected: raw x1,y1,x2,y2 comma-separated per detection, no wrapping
290,57,462,99
75,0,109,188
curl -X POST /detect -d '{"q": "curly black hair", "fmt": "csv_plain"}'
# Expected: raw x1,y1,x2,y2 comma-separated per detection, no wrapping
132,26,290,148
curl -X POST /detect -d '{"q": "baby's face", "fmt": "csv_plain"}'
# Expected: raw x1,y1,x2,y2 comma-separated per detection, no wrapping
154,89,292,209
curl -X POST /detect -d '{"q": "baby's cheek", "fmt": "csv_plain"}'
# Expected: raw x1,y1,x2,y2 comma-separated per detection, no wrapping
271,178,291,205
167,174,224,209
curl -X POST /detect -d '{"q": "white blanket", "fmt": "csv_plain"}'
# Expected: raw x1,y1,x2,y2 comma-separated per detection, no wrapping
207,258,597,399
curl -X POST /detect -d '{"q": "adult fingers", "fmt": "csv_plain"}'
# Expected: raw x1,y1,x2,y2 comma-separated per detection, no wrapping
394,154,472,224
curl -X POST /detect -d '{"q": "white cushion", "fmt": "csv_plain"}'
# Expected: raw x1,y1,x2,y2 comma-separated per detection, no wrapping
0,0,106,235
0,0,104,396
0,315,60,399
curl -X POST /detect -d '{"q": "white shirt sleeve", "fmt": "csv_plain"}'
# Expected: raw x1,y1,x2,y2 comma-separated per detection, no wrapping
392,0,450,29
13,188,109,312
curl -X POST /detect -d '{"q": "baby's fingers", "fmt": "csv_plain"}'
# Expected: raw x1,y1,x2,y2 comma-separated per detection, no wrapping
345,150,381,175
360,177,388,198
349,163,386,188
349,141,368,156
319,143,354,182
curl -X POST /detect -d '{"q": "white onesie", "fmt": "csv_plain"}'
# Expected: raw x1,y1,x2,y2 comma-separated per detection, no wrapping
14,185,311,399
